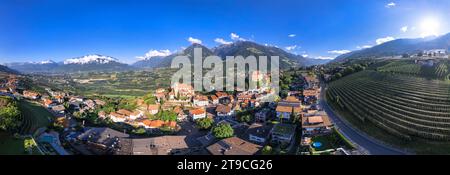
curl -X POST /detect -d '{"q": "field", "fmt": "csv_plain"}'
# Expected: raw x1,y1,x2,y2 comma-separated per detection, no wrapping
18,100,54,135
326,70,450,154
29,68,178,97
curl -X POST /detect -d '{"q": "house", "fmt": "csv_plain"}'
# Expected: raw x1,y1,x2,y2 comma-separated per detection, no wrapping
423,49,448,57
83,99,96,109
301,115,333,136
276,96,302,121
0,87,9,93
109,112,127,123
207,136,262,155
255,109,270,122
147,104,160,115
174,106,187,121
172,83,194,98
139,119,176,129
303,89,320,104
69,101,81,111
98,111,107,119
43,98,54,108
55,117,70,128
94,99,106,106
189,108,206,121
276,106,301,121
216,91,228,99
77,127,130,155
304,109,319,117
166,121,177,129
271,123,296,145
168,91,175,100
141,119,165,129
301,137,312,146
132,136,197,155
129,111,143,120
303,89,320,97
116,109,132,117
216,105,233,117
51,105,66,114
155,88,166,94
23,90,40,100
154,92,166,102
242,123,272,145
193,95,209,107
70,96,85,102
303,74,319,89
54,95,65,103
210,95,219,105
237,93,253,101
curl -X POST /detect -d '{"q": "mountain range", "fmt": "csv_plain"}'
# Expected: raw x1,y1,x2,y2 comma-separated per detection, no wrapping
5,54,134,73
335,33,450,62
5,41,328,74
0,64,20,74
133,41,328,70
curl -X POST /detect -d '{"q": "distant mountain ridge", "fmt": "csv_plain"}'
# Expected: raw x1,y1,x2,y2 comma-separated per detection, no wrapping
0,64,19,74
6,54,132,73
335,33,450,62
6,41,330,73
133,41,329,69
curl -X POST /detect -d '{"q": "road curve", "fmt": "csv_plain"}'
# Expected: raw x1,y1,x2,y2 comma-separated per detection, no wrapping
320,86,408,155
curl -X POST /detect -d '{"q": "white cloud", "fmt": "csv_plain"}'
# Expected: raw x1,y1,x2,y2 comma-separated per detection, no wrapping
214,38,232,45
316,56,334,60
357,45,372,49
230,33,246,41
302,54,309,58
386,2,396,8
285,45,297,51
136,49,172,60
188,37,202,44
288,34,296,38
376,36,395,45
401,26,408,32
328,50,351,54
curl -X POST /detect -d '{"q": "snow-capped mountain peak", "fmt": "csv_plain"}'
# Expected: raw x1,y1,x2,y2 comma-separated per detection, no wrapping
25,60,56,65
64,54,118,65
136,49,172,60
38,60,56,64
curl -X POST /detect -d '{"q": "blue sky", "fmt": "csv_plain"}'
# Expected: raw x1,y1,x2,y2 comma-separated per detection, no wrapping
1,0,449,64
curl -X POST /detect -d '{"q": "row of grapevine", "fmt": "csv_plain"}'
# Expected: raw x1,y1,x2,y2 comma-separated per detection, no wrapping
327,70,450,141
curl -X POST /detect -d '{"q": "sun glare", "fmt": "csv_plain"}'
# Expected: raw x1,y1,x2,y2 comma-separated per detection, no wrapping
420,17,441,37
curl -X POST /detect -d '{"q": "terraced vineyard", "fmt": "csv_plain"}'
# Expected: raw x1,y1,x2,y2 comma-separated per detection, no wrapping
378,59,450,80
18,100,53,135
327,70,450,142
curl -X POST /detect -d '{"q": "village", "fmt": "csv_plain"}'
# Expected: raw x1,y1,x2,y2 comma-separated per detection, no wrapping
0,69,357,155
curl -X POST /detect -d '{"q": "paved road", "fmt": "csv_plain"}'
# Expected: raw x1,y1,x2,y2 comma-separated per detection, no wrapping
319,86,408,155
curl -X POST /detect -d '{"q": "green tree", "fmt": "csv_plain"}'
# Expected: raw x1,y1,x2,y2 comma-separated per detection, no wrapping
24,138,37,155
196,117,214,130
143,93,157,110
262,145,273,155
118,98,137,111
0,97,21,132
212,123,234,139
73,111,85,120
160,110,177,121
334,73,342,79
239,115,252,124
